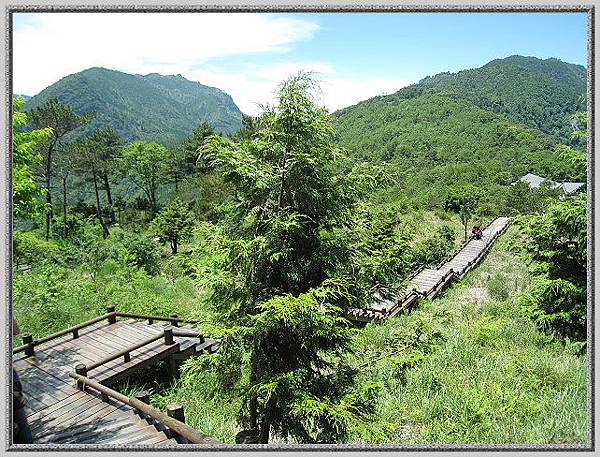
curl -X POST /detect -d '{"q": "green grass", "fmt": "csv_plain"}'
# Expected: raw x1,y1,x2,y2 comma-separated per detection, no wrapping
12,226,587,445
12,260,212,340
347,227,588,444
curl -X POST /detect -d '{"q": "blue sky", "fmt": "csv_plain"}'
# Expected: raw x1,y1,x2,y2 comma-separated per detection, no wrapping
13,12,587,114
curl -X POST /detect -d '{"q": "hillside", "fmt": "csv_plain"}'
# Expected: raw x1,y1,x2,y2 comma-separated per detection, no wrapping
24,67,243,146
418,56,586,142
333,56,585,208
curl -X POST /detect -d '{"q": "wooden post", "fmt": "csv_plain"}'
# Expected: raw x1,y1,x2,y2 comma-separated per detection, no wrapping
72,329,79,339
170,313,179,327
134,391,149,416
106,305,116,324
164,326,174,345
74,364,87,390
166,403,185,423
124,352,131,363
22,333,34,357
148,318,154,325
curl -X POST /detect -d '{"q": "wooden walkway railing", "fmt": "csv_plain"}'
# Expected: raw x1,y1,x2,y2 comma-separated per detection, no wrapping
12,308,220,446
347,216,511,322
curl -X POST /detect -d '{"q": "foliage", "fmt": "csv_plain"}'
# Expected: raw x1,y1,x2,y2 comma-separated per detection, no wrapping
150,199,195,254
196,73,375,443
12,96,51,218
182,122,216,172
516,195,587,341
504,180,559,216
27,97,93,239
119,141,171,215
444,185,482,240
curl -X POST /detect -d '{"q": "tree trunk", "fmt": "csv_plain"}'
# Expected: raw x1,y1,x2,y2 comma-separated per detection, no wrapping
258,410,271,444
62,174,68,238
92,168,110,238
44,143,55,241
102,173,116,224
249,351,259,430
171,238,178,255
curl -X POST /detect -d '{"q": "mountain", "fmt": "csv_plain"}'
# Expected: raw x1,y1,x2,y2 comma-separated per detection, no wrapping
333,56,586,208
24,67,243,146
15,94,32,101
387,55,585,143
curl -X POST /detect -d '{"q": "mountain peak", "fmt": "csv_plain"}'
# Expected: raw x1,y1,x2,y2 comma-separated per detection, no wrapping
24,67,243,146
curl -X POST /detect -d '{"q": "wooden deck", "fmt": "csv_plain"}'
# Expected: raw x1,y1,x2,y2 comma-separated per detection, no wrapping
348,216,511,321
13,316,219,445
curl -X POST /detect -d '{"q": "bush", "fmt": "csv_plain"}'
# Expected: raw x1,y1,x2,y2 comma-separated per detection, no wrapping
120,232,161,275
411,223,456,268
516,195,586,342
13,230,62,269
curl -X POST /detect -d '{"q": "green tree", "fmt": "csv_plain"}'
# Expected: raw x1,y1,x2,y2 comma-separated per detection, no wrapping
119,141,170,216
181,121,215,174
229,114,260,142
28,98,93,239
518,194,587,341
71,138,110,238
86,128,123,223
198,73,373,443
444,185,482,240
12,96,51,219
150,199,195,254
53,142,78,238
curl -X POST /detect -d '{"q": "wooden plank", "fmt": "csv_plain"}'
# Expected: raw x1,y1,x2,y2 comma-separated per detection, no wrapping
56,416,144,444
30,393,105,429
27,391,88,421
34,402,118,443
39,408,142,444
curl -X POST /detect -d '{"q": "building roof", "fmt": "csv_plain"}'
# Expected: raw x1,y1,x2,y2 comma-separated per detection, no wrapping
514,173,585,195
561,181,586,194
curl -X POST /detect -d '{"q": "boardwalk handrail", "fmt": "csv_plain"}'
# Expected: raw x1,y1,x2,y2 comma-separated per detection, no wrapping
85,327,175,372
82,326,204,372
13,306,203,356
115,311,202,325
13,312,114,355
69,371,218,444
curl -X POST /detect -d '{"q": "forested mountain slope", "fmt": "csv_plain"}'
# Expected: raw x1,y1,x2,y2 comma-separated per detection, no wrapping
342,55,584,144
333,56,585,208
418,55,586,142
24,67,243,145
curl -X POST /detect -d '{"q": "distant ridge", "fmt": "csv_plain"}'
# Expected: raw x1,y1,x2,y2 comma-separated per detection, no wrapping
24,67,244,146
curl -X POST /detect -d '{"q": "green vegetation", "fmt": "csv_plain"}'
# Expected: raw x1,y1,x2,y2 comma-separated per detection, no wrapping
409,55,586,143
11,55,589,445
24,67,243,146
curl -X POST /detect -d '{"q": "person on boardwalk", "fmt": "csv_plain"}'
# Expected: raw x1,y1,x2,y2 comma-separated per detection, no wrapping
13,319,33,444
471,225,483,240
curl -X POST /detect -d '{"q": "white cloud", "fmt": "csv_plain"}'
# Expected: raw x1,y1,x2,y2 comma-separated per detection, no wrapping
13,12,411,116
191,65,411,115
13,12,319,95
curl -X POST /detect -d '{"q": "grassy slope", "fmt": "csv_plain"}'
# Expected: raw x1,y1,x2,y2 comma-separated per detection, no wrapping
349,227,587,444
13,223,585,444
142,226,587,444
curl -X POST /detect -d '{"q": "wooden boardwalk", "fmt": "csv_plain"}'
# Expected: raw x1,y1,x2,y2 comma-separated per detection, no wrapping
348,216,511,322
13,314,219,445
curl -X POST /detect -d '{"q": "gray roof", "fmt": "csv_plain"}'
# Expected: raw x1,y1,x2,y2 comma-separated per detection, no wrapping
518,173,548,188
514,173,585,195
561,182,586,194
